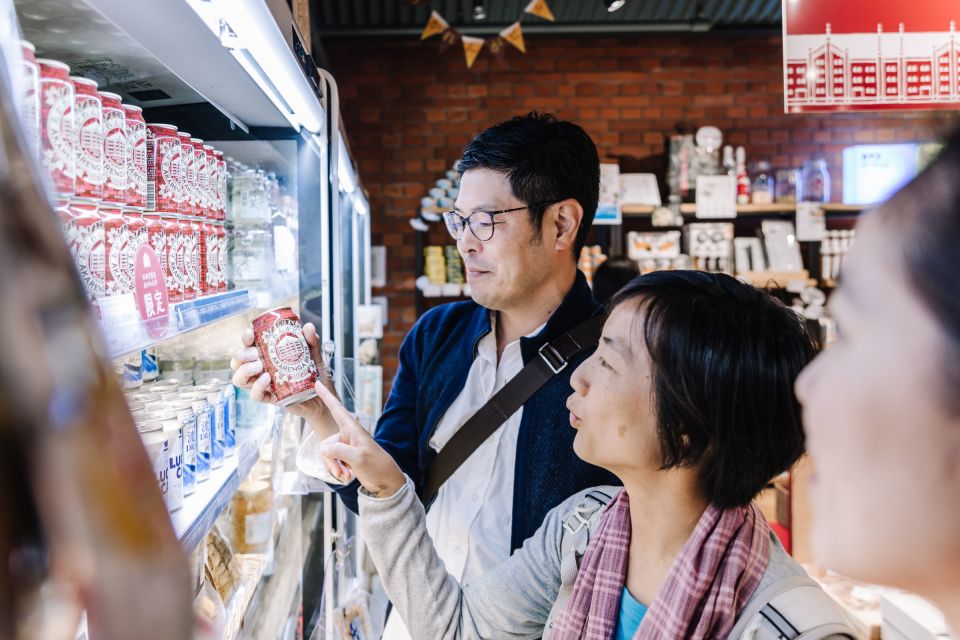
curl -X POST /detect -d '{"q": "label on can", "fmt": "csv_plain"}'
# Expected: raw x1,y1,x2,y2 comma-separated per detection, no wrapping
253,308,319,405
164,422,183,511
195,400,212,480
224,387,236,457
203,222,218,293
142,348,159,382
73,91,104,198
146,126,179,212
103,206,130,296
72,203,105,302
166,219,187,301
40,74,74,195
125,109,147,208
210,394,224,467
217,225,227,292
180,410,197,495
101,100,127,203
21,56,40,161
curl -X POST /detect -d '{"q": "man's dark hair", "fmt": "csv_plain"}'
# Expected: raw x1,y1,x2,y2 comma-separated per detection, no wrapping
880,128,960,413
610,271,817,508
457,112,600,257
592,257,641,306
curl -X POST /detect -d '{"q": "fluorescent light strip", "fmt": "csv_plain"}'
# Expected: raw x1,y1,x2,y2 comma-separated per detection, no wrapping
228,49,300,130
211,0,325,133
338,134,357,193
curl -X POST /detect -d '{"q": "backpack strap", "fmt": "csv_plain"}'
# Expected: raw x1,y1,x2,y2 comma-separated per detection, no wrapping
544,489,615,636
729,574,864,640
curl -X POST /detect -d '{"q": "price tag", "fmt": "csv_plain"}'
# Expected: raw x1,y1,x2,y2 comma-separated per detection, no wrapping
796,202,826,241
99,293,147,355
134,244,172,340
695,175,737,219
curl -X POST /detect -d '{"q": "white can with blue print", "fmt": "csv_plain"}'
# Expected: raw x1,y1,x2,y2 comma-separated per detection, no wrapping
168,400,197,495
182,393,212,481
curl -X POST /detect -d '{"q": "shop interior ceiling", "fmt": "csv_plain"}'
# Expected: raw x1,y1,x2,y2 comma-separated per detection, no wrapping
310,0,782,38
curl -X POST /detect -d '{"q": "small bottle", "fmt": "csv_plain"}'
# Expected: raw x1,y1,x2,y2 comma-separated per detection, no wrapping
735,146,751,205
722,145,736,177
668,194,683,227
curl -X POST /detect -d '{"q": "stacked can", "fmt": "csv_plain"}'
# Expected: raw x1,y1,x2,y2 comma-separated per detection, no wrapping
124,105,147,209
71,77,104,200
177,131,195,216
37,58,75,196
20,41,40,161
69,199,105,305
137,420,169,506
180,390,213,480
100,91,127,205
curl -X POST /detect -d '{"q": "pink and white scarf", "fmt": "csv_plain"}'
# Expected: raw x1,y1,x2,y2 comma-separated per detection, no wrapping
551,490,771,640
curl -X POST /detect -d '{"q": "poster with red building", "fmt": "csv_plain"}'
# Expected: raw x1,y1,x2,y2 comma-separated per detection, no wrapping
783,0,960,112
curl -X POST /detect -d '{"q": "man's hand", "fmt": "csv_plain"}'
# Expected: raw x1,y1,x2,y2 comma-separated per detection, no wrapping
316,382,406,499
229,322,332,426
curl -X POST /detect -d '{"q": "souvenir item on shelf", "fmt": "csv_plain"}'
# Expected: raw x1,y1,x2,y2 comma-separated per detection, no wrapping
761,220,805,272
686,222,735,274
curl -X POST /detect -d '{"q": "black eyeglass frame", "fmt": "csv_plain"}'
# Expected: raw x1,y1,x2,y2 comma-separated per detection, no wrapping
442,200,561,242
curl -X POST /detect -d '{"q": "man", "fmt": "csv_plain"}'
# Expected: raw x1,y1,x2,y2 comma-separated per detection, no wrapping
231,112,618,637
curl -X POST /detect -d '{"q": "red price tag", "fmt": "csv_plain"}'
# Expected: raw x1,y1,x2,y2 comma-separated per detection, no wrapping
134,244,171,339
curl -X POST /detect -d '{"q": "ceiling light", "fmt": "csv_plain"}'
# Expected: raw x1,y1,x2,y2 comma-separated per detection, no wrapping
604,0,626,12
472,1,486,20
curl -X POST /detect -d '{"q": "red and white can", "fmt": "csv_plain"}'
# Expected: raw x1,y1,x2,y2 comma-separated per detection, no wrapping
178,132,196,216
124,105,147,208
252,307,319,406
162,214,184,303
143,211,166,286
37,59,75,196
203,145,216,219
216,223,227,292
199,220,215,295
102,204,129,296
179,216,199,300
20,41,40,161
55,198,75,255
146,124,180,212
70,199,105,304
99,92,127,204
124,208,147,290
191,139,207,217
71,77,104,200
214,150,226,220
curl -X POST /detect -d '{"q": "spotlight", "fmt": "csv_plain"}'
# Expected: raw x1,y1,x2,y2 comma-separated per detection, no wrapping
604,0,626,12
472,0,486,20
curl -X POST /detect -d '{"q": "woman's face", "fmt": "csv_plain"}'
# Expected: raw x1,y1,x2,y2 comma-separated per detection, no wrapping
795,214,960,593
567,302,660,475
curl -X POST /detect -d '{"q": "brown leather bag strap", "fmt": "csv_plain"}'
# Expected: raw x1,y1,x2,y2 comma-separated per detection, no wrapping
418,314,605,508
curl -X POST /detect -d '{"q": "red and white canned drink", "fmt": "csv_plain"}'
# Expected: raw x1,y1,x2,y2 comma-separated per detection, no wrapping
143,211,166,284
162,214,184,303
20,41,40,161
203,145,216,219
123,105,147,208
177,132,195,216
71,77,104,200
55,197,75,255
70,199,105,304
99,92,127,204
146,124,180,212
252,307,319,406
214,151,226,220
199,220,215,295
124,208,147,290
37,59,75,196
216,223,227,292
191,139,207,217
102,204,129,296
179,216,199,300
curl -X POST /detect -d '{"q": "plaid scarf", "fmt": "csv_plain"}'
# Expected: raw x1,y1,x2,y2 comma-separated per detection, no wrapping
551,490,771,640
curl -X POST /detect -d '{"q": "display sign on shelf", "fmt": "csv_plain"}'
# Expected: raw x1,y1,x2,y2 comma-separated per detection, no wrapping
595,163,622,225
695,175,737,219
783,0,960,113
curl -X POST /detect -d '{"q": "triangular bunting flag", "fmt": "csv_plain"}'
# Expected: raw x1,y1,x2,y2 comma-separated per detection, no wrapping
421,10,449,40
438,28,460,54
488,37,508,67
499,21,526,53
524,0,555,22
461,35,485,68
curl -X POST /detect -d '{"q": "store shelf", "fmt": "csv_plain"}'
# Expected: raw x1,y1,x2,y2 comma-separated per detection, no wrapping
99,290,251,360
419,283,470,298
171,424,270,553
622,203,868,218
738,271,817,290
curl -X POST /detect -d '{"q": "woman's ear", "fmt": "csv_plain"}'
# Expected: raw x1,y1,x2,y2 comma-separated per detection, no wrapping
551,198,584,254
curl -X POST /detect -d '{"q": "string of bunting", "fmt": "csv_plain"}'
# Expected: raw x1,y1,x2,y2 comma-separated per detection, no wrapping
418,0,555,69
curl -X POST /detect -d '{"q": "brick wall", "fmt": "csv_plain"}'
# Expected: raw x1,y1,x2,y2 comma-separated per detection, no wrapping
325,32,957,389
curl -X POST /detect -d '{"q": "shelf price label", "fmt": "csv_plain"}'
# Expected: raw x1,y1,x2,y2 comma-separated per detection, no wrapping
134,244,171,340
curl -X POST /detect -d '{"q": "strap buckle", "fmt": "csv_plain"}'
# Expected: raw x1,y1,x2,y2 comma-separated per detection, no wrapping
538,341,569,374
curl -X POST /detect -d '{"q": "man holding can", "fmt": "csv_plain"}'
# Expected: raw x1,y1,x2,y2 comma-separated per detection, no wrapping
231,112,617,637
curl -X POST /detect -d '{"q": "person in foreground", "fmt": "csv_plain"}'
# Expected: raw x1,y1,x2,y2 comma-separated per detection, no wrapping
796,131,960,635
317,270,860,639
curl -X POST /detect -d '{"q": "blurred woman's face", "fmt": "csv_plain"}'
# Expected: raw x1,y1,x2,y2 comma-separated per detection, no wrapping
795,214,960,594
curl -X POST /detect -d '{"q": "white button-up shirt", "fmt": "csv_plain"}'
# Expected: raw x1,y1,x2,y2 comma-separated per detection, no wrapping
383,315,543,639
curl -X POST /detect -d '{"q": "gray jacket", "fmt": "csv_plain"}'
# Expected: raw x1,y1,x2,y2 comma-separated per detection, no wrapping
359,478,858,639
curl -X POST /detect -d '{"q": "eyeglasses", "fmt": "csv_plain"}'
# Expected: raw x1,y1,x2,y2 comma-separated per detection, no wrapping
442,201,559,242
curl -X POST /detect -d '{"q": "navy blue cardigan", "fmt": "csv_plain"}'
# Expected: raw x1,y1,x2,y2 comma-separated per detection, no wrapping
333,270,619,552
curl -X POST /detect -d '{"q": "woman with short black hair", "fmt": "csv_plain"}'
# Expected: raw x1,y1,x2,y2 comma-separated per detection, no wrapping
315,271,857,639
